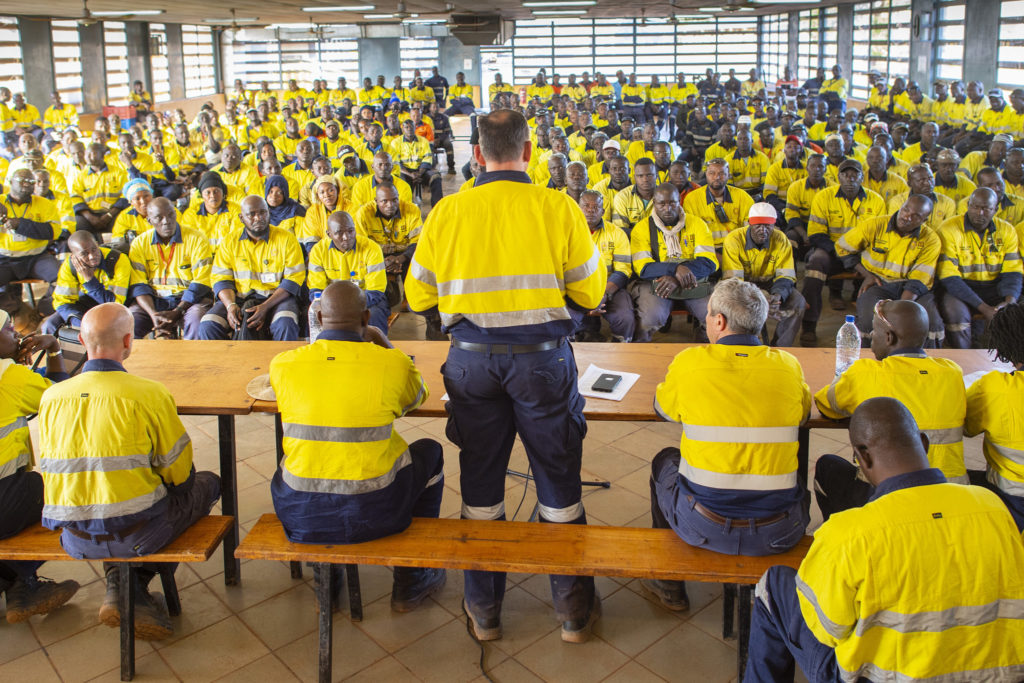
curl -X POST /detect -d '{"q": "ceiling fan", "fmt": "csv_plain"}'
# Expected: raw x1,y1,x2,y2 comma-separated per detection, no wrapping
77,0,98,26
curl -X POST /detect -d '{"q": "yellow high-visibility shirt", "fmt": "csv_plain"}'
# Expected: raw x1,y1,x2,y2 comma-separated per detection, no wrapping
128,226,213,301
487,83,515,101
449,84,473,101
589,221,632,283
38,366,195,532
348,175,413,208
836,214,941,291
211,226,305,300
610,185,655,234
957,193,1024,227
682,185,755,247
936,215,1023,283
0,194,60,259
163,140,206,175
388,135,433,171
629,214,717,277
669,83,698,104
329,88,357,106
764,161,808,203
0,359,52,482
724,150,771,193
10,104,41,129
405,174,605,335
306,235,386,295
808,187,887,244
963,97,991,131
784,178,835,226
352,200,422,254
795,480,1024,681
721,226,796,288
966,369,1024,497
181,201,241,253
863,171,910,204
43,103,78,132
273,134,302,160
71,165,128,212
819,77,848,99
887,191,957,233
53,247,134,313
620,85,647,107
526,84,554,102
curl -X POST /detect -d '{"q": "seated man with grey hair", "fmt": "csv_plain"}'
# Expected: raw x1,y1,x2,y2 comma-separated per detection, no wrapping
642,278,811,612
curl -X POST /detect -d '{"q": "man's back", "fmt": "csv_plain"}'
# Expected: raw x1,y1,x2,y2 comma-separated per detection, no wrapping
799,479,1024,680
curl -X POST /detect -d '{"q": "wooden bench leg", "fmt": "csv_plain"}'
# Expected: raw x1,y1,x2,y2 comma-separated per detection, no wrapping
315,562,334,683
722,583,736,639
22,282,37,308
345,564,362,622
737,584,753,679
119,562,136,682
158,567,181,617
218,416,241,586
274,415,303,581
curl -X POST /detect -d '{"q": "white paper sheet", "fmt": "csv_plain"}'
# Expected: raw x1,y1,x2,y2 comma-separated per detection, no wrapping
577,363,640,402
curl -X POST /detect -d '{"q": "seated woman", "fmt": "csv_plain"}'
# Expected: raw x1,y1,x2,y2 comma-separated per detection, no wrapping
264,174,306,235
298,175,346,259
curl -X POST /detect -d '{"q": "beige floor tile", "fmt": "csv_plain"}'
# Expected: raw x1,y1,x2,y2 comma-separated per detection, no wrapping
355,595,454,653
615,465,654,498
581,484,650,527
592,585,686,657
237,583,316,650
423,567,464,617
88,652,180,682
236,482,277,526
46,623,155,683
477,657,544,683
204,559,300,613
395,618,508,683
344,655,419,682
515,627,629,682
625,578,723,622
159,616,269,682
152,581,236,649
601,660,668,682
480,585,559,657
581,442,649,483
30,576,108,646
214,653,299,682
584,421,642,445
244,451,282,481
636,623,738,683
607,428,679,460
686,597,738,646
0,619,42,665
0,649,61,683
340,563,397,607
272,616,388,681
232,461,270,496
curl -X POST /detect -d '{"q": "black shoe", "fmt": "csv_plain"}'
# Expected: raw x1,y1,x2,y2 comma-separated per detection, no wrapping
391,568,446,612
639,579,690,612
463,600,502,641
97,568,173,640
800,328,817,346
5,576,80,623
561,594,602,643
829,294,846,311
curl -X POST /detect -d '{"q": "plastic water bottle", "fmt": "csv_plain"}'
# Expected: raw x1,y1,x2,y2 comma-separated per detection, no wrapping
308,292,322,343
835,315,861,377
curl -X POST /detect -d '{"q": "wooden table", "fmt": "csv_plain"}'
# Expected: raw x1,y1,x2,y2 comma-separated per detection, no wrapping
125,339,1006,585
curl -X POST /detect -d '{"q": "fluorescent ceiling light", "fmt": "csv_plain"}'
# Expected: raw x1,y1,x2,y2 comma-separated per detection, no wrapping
204,16,259,22
93,9,164,15
674,14,706,19
268,23,314,28
402,18,444,23
523,1,596,6
302,5,375,10
751,0,819,3
363,13,397,18
698,5,753,9
532,9,588,14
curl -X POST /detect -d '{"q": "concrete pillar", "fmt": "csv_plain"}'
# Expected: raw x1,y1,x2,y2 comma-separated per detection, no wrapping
125,21,152,95
357,38,401,83
211,30,224,93
787,12,799,75
963,0,1000,86
166,24,186,100
17,17,55,111
439,37,480,86
909,0,936,88
837,4,854,83
79,22,107,114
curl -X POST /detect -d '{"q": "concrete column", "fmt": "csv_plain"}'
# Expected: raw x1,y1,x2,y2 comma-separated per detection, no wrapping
79,22,107,114
211,29,224,93
787,12,799,75
125,21,152,94
17,17,55,111
837,4,854,82
963,0,1000,86
439,37,480,86
909,0,936,87
357,38,401,82
166,24,186,100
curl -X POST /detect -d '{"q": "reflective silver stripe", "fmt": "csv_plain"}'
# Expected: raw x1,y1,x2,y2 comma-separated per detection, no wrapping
677,458,798,491
43,486,167,522
0,244,47,257
612,254,631,263
130,260,147,272
442,306,570,328
989,468,1024,497
946,322,971,331
255,272,279,282
212,266,234,276
961,263,1003,274
992,442,1024,466
437,273,563,298
281,449,411,494
805,269,828,281
826,380,849,418
408,226,422,239
536,501,584,523
154,432,191,469
283,265,304,276
777,268,797,278
401,381,426,415
462,501,505,520
854,599,1024,637
922,427,963,446
695,245,716,255
835,236,854,253
564,249,601,284
722,269,744,279
425,471,443,488
653,396,676,423
109,285,128,297
632,250,653,261
38,453,151,474
367,262,386,273
0,453,29,481
201,313,228,328
809,215,827,225
795,574,849,640
754,572,771,611
272,309,299,324
308,263,325,273
194,257,212,267
683,423,799,444
54,286,77,296
282,422,393,443
842,661,1024,683
408,259,436,287
0,416,27,440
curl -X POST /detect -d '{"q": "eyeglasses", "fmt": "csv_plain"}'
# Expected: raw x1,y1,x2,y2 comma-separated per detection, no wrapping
874,298,893,330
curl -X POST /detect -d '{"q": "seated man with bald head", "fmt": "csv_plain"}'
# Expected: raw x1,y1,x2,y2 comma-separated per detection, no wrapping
746,397,1024,682
37,303,221,640
814,299,968,519
269,281,445,609
41,231,135,335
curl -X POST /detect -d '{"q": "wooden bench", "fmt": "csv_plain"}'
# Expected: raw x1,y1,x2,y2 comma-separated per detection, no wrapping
0,516,234,682
11,278,45,307
237,514,811,683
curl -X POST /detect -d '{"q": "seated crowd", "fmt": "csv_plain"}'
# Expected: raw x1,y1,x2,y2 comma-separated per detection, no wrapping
1,65,1024,682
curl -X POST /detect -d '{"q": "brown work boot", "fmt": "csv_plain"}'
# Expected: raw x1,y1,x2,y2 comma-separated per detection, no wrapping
391,568,446,613
5,576,80,623
639,578,690,612
561,593,602,643
97,567,173,640
11,303,41,335
463,600,502,641
98,567,121,627
829,293,846,311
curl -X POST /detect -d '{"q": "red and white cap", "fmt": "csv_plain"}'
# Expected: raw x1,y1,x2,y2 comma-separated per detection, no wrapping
748,202,777,225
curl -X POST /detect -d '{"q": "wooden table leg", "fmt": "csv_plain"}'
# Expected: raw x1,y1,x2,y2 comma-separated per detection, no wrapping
316,562,334,683
218,415,241,586
119,562,136,682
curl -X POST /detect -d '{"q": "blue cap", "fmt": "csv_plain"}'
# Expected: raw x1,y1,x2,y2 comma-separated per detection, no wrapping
845,315,856,323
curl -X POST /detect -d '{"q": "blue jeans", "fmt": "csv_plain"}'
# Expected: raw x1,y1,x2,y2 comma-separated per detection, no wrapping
744,566,841,683
443,339,594,622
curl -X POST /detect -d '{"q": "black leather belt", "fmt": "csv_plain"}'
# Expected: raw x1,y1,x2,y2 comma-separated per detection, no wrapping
694,501,788,528
451,338,564,354
65,519,147,543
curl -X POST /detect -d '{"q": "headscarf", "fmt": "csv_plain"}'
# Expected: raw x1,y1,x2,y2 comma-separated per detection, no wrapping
198,171,228,194
264,174,306,225
122,177,152,202
312,175,340,209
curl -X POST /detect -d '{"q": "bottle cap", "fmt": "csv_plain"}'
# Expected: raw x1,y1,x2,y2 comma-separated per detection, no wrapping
845,315,855,323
